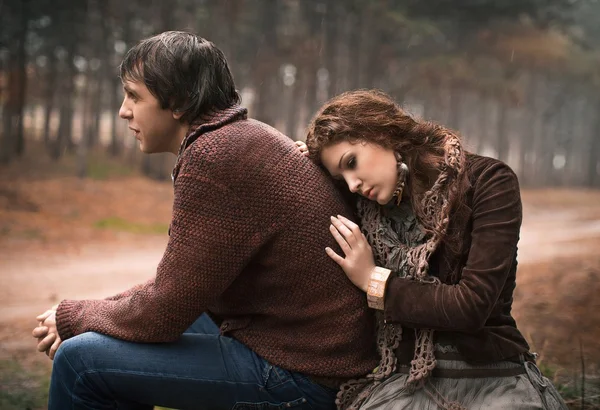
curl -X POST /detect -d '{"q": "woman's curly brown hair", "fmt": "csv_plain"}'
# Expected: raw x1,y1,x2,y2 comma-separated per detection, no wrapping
305,89,468,251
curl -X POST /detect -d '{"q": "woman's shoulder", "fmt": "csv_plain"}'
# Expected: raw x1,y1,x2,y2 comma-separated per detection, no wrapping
465,153,518,183
464,153,520,205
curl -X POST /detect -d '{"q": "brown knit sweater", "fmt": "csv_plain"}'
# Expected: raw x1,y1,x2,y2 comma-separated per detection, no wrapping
56,107,379,378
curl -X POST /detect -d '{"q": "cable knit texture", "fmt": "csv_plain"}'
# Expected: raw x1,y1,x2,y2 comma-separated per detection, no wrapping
56,106,379,378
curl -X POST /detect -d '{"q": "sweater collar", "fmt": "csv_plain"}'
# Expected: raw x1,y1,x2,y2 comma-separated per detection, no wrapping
177,105,248,157
171,105,248,183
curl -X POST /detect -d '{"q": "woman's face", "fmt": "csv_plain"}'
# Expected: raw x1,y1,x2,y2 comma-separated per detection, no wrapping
320,140,399,205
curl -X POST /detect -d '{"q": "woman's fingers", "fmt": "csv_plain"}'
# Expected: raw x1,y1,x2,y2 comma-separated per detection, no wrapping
325,247,345,266
294,140,308,152
330,216,357,247
336,215,370,249
337,215,361,234
330,224,352,255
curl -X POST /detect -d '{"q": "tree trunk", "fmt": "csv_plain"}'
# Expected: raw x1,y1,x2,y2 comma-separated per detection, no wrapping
284,70,299,139
52,44,77,161
252,0,279,125
587,98,600,187
324,0,338,98
14,0,29,157
77,69,90,178
64,45,78,155
448,85,462,131
519,72,539,186
299,0,322,120
86,74,102,148
109,78,121,156
0,0,28,164
43,52,57,149
0,66,14,164
347,8,362,91
496,101,509,162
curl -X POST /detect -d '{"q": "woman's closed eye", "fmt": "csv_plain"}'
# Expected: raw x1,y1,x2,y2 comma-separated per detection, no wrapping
346,157,356,170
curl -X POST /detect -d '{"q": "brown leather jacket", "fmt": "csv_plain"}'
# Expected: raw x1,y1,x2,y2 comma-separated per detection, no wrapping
385,153,530,363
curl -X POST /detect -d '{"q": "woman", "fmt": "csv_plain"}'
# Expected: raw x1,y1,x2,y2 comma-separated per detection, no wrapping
297,90,567,410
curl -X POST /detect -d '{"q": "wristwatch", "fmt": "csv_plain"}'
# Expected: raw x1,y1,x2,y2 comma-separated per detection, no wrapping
366,267,392,310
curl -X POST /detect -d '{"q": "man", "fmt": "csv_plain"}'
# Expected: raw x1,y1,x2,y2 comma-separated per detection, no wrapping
32,31,378,409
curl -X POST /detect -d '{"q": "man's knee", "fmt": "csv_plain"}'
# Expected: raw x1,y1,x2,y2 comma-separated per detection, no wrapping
54,332,106,372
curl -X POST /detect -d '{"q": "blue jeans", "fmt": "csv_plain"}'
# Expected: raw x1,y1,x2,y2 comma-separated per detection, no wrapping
49,314,337,409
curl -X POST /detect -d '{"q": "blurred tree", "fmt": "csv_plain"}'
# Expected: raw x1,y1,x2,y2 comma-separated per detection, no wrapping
1,0,597,186
0,0,30,164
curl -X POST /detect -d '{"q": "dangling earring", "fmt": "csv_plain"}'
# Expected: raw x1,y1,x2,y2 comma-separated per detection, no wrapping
393,152,409,206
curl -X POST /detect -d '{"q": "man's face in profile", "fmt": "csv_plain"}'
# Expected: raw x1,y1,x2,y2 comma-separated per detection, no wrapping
118,79,182,154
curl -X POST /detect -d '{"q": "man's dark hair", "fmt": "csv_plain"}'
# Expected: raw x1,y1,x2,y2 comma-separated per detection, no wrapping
120,31,241,123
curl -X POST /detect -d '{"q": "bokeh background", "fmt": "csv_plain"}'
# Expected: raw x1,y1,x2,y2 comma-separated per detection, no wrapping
1,1,599,409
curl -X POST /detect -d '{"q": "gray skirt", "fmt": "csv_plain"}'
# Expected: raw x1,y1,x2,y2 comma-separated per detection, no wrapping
360,356,568,410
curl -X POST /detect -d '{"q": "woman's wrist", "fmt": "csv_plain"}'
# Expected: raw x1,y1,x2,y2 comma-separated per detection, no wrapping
366,266,392,310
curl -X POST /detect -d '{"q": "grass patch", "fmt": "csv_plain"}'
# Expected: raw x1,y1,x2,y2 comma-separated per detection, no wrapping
94,216,169,235
0,359,50,410
88,156,135,180
539,361,600,409
20,228,44,240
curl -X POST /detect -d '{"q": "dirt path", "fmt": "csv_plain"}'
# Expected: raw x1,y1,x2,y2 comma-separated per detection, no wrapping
0,237,167,358
519,206,600,263
1,237,168,323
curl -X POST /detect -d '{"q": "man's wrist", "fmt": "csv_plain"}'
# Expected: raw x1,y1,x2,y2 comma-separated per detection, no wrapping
366,266,391,310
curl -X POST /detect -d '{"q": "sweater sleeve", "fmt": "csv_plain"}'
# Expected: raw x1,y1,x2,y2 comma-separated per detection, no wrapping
56,158,262,343
104,280,154,301
382,161,522,332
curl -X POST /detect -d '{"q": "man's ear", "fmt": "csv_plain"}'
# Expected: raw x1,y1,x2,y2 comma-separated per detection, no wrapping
172,109,184,120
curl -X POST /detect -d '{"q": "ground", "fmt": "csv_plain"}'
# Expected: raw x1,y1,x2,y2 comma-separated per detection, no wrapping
1,161,600,409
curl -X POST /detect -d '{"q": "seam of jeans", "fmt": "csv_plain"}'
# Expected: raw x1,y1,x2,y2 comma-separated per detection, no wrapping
60,347,92,410
217,334,232,381
75,368,278,386
260,364,297,391
265,377,293,390
262,364,273,386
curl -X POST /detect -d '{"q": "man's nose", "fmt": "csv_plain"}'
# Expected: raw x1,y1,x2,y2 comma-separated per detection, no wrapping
119,99,131,119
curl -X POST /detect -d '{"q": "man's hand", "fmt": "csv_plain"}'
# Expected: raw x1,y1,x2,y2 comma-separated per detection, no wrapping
32,305,62,360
